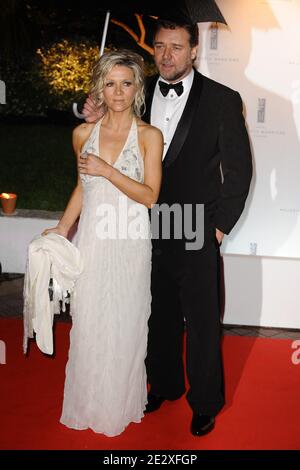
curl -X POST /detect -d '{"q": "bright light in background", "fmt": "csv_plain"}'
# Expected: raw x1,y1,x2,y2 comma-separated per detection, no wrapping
245,0,300,100
270,168,277,201
292,80,300,105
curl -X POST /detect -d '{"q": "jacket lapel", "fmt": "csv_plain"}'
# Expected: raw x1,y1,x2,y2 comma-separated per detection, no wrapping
144,71,204,168
163,71,203,168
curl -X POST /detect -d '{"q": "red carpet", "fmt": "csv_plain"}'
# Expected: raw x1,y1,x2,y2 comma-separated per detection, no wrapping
0,318,299,450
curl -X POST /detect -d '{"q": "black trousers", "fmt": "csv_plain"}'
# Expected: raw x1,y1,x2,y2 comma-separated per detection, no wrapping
146,236,225,417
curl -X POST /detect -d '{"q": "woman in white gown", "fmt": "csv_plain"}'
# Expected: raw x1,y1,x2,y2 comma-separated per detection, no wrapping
42,50,163,436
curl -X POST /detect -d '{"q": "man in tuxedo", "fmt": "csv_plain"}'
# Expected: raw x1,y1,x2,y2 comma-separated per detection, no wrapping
142,19,252,437
83,19,252,436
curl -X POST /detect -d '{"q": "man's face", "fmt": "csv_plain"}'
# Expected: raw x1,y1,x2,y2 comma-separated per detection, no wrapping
153,27,198,83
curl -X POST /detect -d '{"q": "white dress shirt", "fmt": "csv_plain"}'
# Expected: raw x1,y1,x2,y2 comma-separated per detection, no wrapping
151,69,194,159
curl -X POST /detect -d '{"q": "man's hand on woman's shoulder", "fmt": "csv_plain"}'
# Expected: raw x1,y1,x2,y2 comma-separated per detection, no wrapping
82,96,105,123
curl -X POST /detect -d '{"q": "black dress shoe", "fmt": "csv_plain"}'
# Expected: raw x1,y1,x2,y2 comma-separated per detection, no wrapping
191,413,215,436
145,393,166,413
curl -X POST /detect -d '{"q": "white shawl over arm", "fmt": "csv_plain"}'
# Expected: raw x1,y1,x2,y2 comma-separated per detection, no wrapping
23,233,83,355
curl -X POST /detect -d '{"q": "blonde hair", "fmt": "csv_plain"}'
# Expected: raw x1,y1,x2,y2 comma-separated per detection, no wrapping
89,49,145,117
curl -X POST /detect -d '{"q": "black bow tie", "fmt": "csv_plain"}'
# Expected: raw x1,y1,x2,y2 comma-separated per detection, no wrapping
158,80,184,97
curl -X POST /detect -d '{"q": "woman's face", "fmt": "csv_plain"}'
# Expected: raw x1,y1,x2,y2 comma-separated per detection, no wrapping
103,65,136,113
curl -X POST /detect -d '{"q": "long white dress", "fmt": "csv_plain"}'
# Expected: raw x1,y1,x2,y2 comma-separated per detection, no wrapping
60,118,151,437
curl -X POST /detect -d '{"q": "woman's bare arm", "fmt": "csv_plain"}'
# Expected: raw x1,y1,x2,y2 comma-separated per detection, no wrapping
42,124,92,236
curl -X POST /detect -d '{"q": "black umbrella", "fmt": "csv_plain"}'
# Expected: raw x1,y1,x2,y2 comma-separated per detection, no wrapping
133,0,227,25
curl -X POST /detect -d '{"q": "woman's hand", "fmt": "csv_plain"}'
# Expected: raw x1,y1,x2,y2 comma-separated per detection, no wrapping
78,154,112,179
42,225,69,238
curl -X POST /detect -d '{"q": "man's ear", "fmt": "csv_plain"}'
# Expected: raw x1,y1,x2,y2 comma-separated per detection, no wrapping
191,46,198,61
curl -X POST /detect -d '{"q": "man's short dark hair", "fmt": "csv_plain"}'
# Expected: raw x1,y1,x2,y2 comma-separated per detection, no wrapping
153,19,199,48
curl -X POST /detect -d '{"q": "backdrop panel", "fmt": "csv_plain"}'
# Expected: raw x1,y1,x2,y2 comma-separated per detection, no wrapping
197,0,300,258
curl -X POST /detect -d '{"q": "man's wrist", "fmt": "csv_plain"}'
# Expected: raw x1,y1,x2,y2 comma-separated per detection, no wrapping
215,228,224,244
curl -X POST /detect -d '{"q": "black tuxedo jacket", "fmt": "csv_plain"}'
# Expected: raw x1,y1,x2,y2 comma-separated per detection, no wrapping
144,69,252,237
